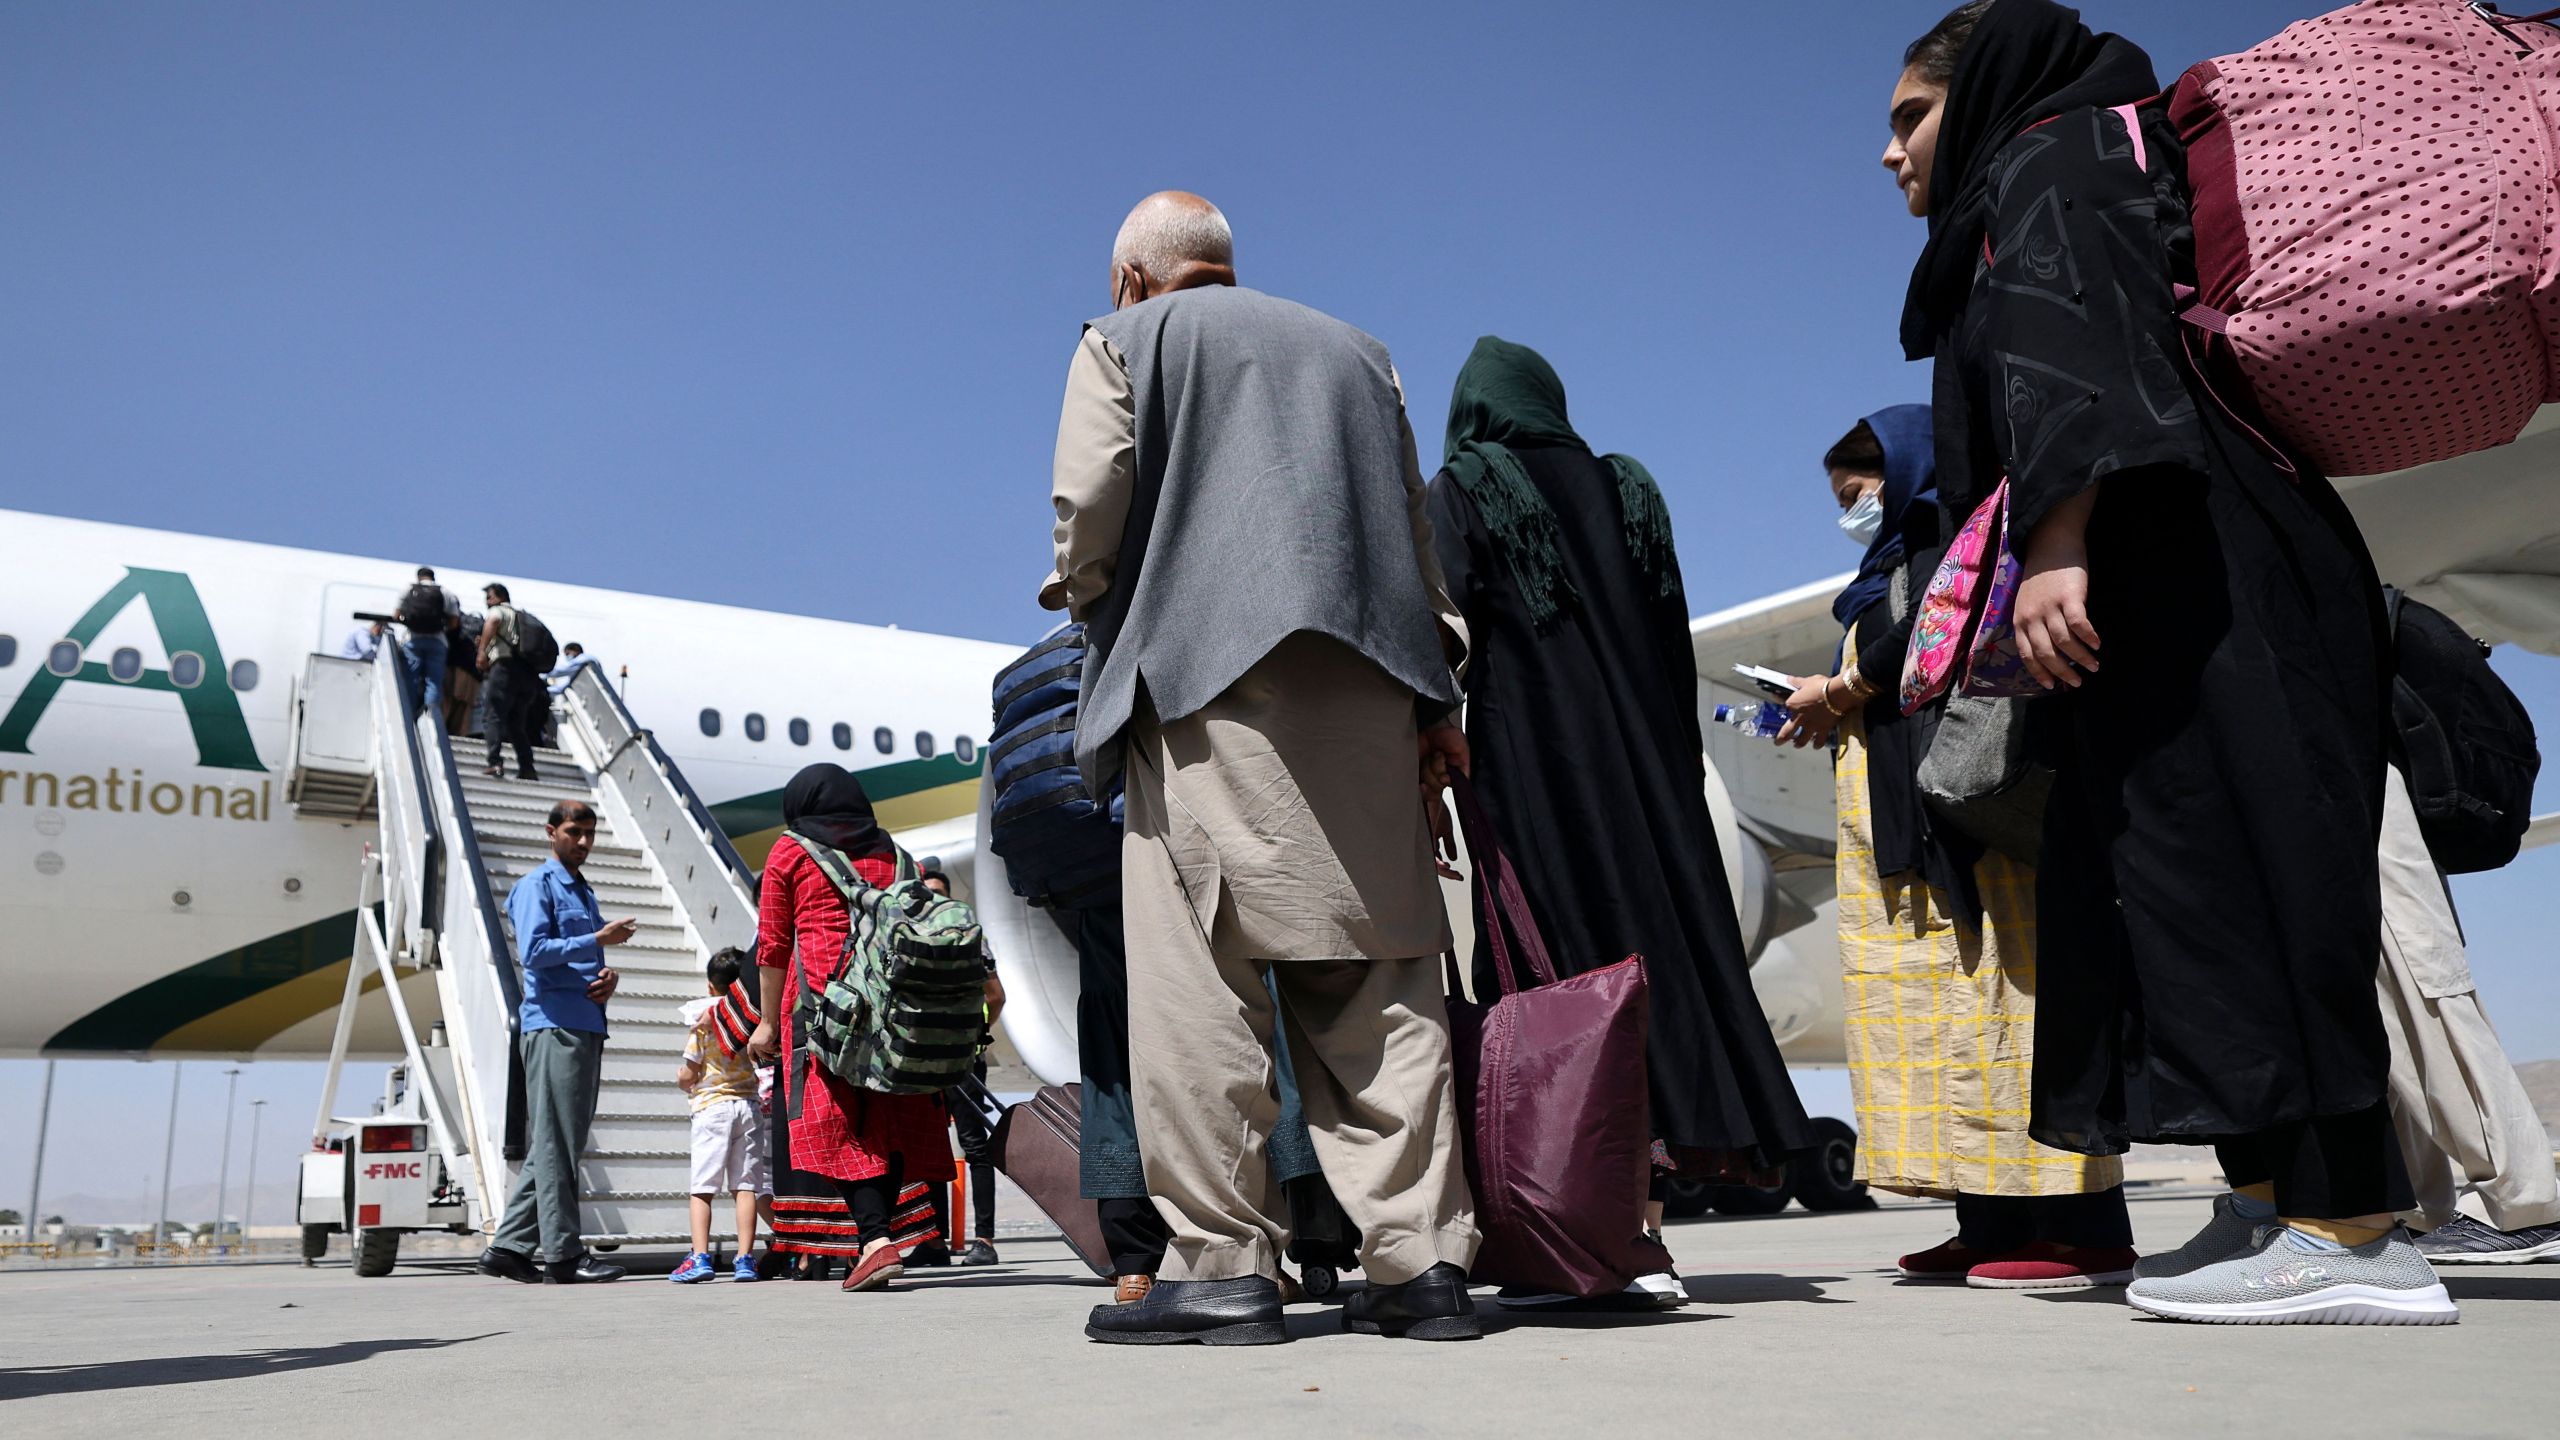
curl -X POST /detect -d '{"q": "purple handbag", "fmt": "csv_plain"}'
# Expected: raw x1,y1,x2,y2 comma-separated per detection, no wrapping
1444,773,1674,1298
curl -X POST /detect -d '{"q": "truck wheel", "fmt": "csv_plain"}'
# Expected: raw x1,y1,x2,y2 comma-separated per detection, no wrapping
1707,1178,1793,1216
301,1224,332,1262
353,1228,400,1277
1790,1117,1875,1213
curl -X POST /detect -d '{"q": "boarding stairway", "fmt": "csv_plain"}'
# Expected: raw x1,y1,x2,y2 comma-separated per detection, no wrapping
288,647,761,1258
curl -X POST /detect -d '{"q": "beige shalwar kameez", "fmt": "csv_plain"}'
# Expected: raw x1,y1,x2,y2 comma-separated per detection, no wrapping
2375,764,2560,1232
1043,324,1480,1285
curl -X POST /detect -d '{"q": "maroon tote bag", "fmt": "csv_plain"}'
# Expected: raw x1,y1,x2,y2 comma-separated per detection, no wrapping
1444,773,1673,1298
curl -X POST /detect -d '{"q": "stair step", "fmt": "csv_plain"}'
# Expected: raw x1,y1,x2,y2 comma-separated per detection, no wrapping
463,773,595,799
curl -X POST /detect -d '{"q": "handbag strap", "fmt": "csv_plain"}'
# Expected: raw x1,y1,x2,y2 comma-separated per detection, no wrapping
1445,771,1560,995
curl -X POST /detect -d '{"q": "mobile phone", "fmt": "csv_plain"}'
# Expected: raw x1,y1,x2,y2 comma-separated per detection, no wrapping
1731,663,1797,699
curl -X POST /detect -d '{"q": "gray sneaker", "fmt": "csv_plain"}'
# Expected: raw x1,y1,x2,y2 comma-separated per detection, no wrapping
2132,1193,2262,1281
2411,1212,2560,1265
2127,1226,2456,1326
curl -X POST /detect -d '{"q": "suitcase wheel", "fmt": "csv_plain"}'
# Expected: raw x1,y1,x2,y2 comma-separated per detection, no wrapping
1300,1265,1339,1299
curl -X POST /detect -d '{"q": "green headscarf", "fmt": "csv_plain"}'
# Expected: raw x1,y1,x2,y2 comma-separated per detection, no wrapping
1441,336,1678,632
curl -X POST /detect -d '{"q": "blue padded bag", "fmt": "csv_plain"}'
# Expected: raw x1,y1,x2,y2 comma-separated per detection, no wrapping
987,625,1123,908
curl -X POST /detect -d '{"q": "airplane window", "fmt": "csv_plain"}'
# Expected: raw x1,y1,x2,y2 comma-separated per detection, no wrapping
745,713,767,743
788,718,810,747
169,652,204,689
109,647,144,683
699,708,721,737
831,722,853,751
874,726,894,755
0,635,15,668
954,736,977,764
46,641,81,677
915,731,937,759
229,659,260,692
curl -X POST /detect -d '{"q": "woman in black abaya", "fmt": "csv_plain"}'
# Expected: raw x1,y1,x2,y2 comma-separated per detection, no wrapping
1885,0,2446,1324
1425,338,1811,1293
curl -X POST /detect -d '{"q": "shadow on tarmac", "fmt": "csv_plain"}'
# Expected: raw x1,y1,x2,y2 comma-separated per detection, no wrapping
0,1333,505,1402
1683,1273,1848,1305
2443,1274,2560,1303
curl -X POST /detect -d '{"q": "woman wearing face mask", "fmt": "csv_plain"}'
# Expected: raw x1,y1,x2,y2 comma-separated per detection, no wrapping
1871,0,2448,1326
1779,405,2132,1291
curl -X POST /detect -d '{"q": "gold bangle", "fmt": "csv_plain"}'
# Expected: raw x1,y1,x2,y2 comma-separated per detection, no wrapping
1821,675,1850,717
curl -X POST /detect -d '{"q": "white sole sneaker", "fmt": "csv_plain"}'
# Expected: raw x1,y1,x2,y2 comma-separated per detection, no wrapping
2127,1281,2458,1326
1965,1267,2133,1291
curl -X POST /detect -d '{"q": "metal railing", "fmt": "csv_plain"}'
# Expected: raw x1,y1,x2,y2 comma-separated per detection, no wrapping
310,644,528,1229
560,664,758,951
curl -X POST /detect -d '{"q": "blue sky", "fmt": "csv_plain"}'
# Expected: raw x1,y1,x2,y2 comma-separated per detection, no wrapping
6,2,2557,1211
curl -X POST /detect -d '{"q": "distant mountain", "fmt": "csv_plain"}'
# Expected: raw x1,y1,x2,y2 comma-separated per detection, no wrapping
33,1179,299,1229
2520,1060,2560,1145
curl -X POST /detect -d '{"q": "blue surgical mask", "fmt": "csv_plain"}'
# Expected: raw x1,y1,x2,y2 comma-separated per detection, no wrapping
1838,490,1884,548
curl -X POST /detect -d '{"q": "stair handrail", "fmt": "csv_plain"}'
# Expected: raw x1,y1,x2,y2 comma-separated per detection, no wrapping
364,650,437,958
562,664,759,894
369,644,530,1201
415,692,531,1166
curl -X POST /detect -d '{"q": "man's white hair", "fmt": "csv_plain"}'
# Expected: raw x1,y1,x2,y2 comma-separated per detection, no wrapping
1111,193,1234,279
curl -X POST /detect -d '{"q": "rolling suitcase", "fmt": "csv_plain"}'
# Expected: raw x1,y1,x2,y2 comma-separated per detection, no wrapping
990,1082,1114,1277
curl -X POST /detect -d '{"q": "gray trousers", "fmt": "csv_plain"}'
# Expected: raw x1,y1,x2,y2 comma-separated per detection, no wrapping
493,1026,604,1263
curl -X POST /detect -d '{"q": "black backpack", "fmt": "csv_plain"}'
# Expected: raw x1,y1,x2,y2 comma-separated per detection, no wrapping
2384,588,2540,874
397,583,447,634
513,609,560,674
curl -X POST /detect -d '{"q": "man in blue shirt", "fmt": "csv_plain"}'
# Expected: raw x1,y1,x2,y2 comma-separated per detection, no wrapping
546,642,603,697
478,798,637,1285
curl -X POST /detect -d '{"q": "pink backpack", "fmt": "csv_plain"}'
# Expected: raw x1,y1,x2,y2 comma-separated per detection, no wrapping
2170,0,2560,478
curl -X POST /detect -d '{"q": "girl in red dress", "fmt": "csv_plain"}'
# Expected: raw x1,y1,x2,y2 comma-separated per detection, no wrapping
748,764,955,1292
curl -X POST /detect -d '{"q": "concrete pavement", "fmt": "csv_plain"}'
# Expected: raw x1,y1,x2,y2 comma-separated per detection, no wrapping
1,1190,2550,1438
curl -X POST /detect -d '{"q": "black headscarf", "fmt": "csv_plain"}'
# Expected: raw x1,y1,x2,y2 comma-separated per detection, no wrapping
1898,0,2160,360
1831,404,1940,628
1441,336,1679,632
782,763,890,859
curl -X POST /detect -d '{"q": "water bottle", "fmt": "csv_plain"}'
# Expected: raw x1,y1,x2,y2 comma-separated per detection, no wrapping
1712,702,1790,739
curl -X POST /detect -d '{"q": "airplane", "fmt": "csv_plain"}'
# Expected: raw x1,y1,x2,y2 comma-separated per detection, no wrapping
0,505,1013,1060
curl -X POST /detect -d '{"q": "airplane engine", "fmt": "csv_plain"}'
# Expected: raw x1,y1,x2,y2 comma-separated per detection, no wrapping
975,749,1837,1086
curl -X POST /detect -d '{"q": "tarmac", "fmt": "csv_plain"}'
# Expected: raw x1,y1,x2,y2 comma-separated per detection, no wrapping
1,1189,2552,1439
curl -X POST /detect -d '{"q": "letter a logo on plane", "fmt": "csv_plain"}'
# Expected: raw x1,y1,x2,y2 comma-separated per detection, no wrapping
0,567,267,772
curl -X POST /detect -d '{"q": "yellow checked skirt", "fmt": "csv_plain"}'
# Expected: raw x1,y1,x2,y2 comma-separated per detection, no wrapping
1834,710,2120,1199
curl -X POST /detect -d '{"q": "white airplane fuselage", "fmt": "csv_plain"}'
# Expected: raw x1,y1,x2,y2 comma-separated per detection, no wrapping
0,507,1015,1059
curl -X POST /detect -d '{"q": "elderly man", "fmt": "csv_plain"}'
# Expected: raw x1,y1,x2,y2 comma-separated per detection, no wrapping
1043,192,1480,1346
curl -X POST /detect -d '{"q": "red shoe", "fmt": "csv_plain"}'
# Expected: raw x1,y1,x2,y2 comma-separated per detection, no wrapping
1898,1237,2024,1281
842,1244,906,1293
1965,1241,2138,1290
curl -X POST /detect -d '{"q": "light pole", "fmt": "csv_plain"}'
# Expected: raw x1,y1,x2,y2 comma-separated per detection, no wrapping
154,1062,182,1252
214,1066,242,1250
242,1100,267,1251
24,1060,55,1244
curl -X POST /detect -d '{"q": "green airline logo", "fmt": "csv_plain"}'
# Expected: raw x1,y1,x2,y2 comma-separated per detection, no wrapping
0,567,267,772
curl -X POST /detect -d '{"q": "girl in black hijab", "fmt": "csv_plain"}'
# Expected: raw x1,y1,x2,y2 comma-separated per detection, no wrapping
1884,1,2445,1325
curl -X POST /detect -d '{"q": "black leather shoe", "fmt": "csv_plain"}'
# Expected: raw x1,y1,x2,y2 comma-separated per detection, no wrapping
476,1246,540,1284
1344,1262,1480,1340
906,1241,953,1268
543,1254,627,1284
958,1238,1000,1267
1085,1275,1288,1346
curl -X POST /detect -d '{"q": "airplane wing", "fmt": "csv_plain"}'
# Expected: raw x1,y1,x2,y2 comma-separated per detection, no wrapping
2336,405,2560,655
1689,573,1854,858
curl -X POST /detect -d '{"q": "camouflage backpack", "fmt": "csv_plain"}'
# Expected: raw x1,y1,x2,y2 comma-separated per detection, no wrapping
786,831,991,1095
